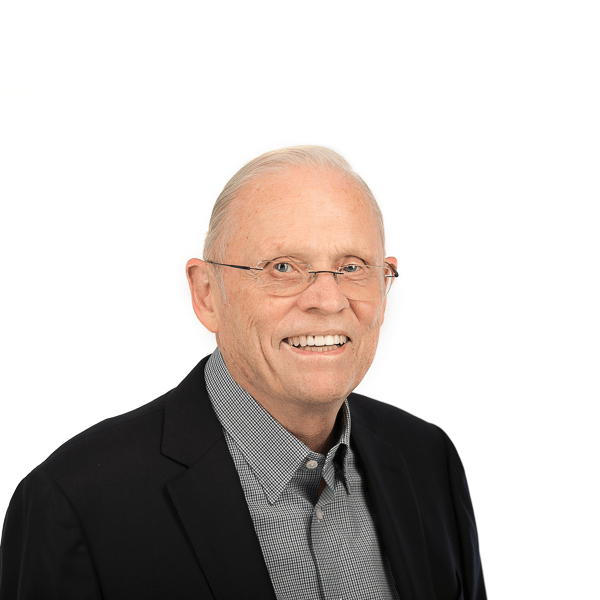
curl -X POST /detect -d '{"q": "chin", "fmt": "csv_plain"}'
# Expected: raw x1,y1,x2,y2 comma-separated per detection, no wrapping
287,376,354,407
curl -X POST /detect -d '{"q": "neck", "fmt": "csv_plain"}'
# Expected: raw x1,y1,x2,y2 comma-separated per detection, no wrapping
288,411,342,454
257,397,344,454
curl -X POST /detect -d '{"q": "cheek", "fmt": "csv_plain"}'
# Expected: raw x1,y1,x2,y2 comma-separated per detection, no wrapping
261,298,300,345
355,307,384,372
221,291,286,351
356,303,386,336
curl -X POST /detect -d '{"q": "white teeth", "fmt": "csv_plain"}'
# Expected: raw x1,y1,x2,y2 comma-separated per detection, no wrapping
286,334,349,347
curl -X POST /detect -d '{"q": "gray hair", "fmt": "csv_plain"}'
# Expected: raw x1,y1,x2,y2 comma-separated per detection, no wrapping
203,146,386,296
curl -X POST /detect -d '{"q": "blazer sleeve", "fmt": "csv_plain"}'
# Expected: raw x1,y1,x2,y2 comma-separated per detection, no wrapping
0,468,103,600
438,428,487,600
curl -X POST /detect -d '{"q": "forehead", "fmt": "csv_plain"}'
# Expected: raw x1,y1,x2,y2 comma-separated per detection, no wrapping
229,167,383,262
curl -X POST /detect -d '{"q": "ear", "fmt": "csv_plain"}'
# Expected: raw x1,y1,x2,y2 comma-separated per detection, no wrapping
186,258,220,333
385,255,398,272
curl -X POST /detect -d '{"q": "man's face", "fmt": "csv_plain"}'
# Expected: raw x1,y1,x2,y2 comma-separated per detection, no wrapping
210,166,396,414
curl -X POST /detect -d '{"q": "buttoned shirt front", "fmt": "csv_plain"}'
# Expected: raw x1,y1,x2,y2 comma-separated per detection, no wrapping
205,348,399,600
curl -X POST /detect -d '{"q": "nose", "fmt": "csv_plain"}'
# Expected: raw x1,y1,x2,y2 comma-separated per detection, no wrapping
296,271,349,314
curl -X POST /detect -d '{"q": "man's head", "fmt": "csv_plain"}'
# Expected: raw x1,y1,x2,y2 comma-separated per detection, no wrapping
187,146,397,419
202,146,386,271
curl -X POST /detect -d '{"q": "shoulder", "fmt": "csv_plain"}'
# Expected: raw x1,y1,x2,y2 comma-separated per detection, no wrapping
349,392,446,440
17,355,214,499
348,392,457,464
23,392,174,496
51,393,167,459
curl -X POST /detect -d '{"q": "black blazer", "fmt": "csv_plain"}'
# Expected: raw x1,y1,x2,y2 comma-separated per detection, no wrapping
0,356,486,599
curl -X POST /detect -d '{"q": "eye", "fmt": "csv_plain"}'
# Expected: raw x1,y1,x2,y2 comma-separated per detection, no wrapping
274,262,294,273
340,264,362,273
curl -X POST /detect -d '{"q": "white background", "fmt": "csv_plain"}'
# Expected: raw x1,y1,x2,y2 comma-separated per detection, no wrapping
1,1,598,596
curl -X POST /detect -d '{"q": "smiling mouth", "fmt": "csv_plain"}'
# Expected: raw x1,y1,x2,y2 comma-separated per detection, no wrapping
284,334,349,353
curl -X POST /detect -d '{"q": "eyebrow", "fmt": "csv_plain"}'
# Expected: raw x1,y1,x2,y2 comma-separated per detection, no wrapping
257,247,379,266
256,238,382,265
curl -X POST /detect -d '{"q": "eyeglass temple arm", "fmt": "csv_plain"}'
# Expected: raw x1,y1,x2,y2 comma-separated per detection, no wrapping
205,260,262,271
385,262,399,278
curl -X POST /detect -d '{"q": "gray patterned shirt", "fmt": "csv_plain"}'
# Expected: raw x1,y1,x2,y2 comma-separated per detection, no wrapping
205,348,399,600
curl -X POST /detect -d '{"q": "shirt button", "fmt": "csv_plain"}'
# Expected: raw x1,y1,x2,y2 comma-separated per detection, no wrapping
315,508,324,520
306,460,318,469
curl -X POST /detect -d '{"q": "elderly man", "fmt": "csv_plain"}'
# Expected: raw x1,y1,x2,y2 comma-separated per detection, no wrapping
0,146,486,599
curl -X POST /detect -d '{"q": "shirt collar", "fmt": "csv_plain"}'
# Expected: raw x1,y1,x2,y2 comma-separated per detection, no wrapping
204,348,351,504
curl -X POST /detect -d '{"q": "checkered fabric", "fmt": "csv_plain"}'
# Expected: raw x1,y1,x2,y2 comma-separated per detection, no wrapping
205,348,400,600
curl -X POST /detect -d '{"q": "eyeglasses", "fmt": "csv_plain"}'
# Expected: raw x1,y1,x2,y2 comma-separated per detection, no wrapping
206,258,398,301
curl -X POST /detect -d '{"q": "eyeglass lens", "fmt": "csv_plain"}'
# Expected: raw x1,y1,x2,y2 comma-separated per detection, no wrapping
255,261,393,301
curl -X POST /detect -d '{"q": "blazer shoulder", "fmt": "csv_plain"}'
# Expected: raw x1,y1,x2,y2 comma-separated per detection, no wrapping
52,392,168,455
21,356,214,490
349,392,443,437
348,391,455,463
27,390,175,489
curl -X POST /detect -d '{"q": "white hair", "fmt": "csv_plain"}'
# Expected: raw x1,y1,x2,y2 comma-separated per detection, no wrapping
203,146,386,297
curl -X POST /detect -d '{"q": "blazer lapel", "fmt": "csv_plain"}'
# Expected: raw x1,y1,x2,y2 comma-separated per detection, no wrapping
162,357,277,600
350,395,437,600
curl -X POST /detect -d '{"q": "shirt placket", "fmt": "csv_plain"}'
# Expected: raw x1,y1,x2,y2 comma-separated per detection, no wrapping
307,451,345,600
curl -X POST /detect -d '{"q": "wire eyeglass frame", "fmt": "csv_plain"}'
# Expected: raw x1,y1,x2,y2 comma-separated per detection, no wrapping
205,258,398,301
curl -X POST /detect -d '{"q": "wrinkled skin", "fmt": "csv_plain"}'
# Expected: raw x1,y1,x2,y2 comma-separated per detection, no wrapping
187,166,397,451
